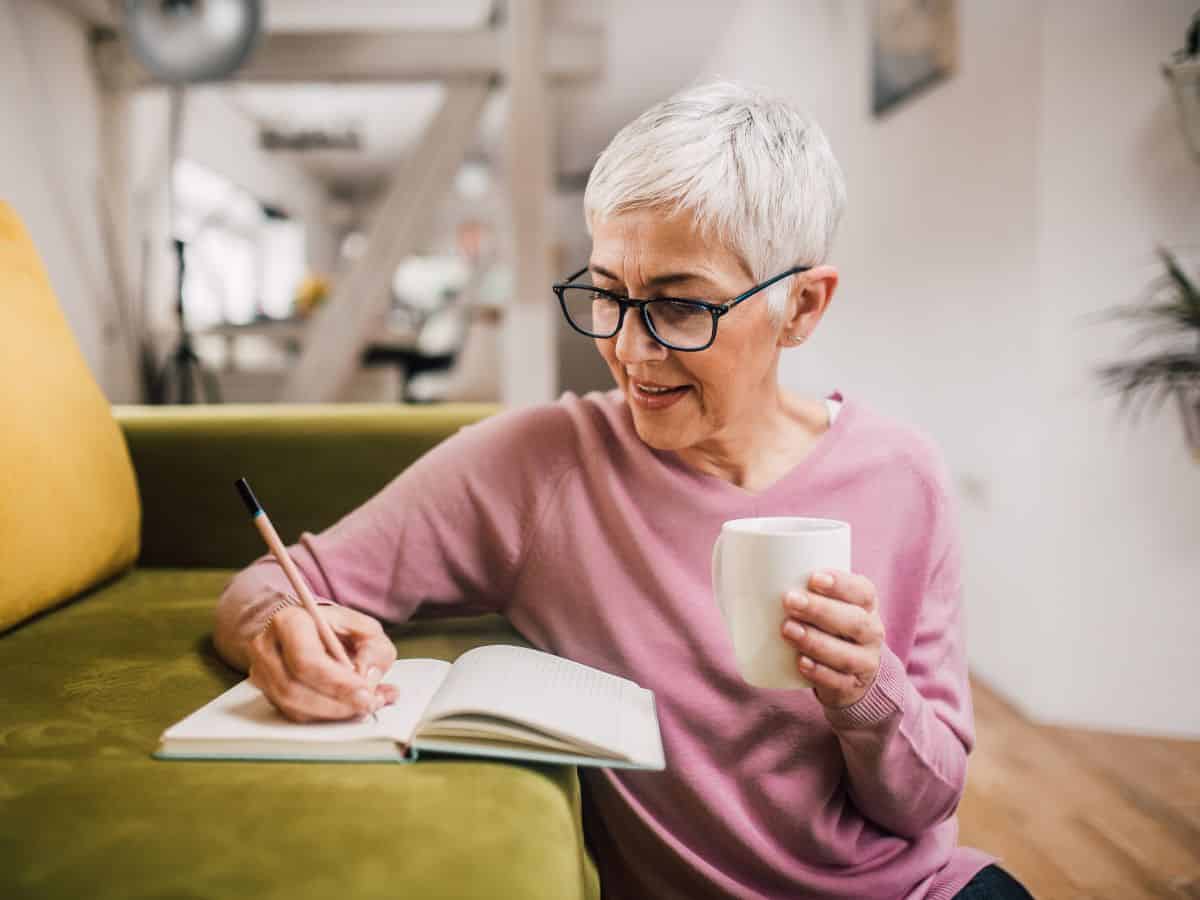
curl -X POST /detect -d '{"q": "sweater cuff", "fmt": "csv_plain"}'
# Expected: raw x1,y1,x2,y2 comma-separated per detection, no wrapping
823,644,906,730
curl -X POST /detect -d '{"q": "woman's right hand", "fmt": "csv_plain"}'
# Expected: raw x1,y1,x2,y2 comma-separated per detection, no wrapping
247,601,400,722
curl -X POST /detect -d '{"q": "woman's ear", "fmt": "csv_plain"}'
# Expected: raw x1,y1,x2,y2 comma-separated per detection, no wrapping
780,265,838,344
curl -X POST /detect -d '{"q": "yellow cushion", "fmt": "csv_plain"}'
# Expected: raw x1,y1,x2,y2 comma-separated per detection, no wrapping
0,201,140,632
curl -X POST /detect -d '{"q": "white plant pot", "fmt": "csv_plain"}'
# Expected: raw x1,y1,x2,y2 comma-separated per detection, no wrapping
1176,384,1200,461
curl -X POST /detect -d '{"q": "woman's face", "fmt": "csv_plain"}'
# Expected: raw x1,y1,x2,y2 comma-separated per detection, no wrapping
589,208,796,453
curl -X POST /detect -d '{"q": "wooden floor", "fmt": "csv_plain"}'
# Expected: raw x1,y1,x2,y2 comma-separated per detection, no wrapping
959,679,1200,899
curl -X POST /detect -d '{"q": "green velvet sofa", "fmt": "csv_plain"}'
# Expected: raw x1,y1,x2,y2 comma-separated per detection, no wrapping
0,406,600,900
0,201,599,899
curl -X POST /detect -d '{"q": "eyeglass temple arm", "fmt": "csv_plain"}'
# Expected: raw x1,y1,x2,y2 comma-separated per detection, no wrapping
719,265,812,314
555,267,591,288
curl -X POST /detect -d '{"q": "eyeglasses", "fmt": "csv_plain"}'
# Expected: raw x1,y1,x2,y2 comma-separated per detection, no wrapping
553,265,810,352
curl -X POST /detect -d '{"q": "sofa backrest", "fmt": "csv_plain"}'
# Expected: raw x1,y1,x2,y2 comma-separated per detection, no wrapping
116,403,499,569
0,201,140,633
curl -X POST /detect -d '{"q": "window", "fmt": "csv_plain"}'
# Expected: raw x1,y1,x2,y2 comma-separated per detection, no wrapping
172,159,307,328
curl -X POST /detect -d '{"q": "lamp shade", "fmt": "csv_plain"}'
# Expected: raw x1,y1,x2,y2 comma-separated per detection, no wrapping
123,0,262,84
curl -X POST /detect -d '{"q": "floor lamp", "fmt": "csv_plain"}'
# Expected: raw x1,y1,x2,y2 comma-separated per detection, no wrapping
121,0,262,403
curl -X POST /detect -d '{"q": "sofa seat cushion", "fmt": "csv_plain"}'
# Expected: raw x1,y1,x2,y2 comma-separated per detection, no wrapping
0,569,599,900
0,201,140,633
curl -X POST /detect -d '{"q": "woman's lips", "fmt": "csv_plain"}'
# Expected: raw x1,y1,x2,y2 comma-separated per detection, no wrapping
629,380,691,410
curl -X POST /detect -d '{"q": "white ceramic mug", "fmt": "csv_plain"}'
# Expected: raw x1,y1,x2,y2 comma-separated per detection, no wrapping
711,517,852,689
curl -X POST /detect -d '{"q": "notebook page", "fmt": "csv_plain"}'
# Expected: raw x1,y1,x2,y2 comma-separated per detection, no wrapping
421,645,662,766
161,659,451,746
372,659,453,743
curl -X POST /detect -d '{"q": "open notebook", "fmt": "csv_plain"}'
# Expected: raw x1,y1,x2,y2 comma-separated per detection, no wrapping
157,644,665,770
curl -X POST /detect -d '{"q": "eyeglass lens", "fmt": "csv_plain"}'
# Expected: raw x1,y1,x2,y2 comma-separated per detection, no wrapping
559,285,714,349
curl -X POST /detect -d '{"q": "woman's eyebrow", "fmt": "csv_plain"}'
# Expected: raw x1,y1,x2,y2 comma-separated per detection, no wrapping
589,264,714,290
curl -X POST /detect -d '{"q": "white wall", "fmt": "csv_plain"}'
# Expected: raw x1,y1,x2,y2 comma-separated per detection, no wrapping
0,0,332,402
701,0,1200,736
0,0,112,388
1030,1,1200,735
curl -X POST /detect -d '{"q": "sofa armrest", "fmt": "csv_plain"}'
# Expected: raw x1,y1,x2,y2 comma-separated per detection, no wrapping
115,403,498,569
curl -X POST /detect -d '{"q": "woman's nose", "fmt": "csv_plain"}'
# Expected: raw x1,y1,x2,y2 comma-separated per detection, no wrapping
614,308,668,363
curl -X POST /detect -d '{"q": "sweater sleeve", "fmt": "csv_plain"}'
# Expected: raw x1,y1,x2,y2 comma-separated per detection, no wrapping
215,405,574,663
821,450,975,840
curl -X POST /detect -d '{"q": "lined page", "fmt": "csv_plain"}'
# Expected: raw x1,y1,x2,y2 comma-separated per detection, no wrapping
421,645,663,767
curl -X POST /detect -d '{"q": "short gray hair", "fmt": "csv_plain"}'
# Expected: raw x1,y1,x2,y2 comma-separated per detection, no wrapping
584,80,847,317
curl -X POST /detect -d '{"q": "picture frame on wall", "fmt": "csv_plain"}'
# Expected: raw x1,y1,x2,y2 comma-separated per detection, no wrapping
871,0,959,117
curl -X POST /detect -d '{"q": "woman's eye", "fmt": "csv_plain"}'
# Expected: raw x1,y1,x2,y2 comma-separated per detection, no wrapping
656,301,705,322
589,286,624,299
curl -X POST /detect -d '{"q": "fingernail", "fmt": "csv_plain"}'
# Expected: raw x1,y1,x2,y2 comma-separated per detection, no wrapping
812,572,834,589
354,689,372,709
784,622,805,639
785,591,807,609
366,666,381,687
799,656,815,669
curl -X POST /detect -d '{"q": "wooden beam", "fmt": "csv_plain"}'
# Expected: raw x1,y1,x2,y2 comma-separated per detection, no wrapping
279,80,491,403
96,86,140,401
94,27,603,90
43,0,117,28
501,0,557,406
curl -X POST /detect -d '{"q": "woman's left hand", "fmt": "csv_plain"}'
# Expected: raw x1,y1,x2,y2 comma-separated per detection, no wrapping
780,570,885,709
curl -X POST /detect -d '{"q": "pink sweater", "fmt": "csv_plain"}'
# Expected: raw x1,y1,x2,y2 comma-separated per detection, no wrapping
219,390,995,899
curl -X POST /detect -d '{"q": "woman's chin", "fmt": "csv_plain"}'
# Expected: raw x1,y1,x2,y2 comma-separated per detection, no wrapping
627,404,695,452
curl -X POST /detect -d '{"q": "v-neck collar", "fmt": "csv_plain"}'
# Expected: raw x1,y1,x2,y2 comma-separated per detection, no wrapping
640,391,856,506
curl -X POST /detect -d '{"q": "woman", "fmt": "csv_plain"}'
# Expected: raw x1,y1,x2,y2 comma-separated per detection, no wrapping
215,81,1032,900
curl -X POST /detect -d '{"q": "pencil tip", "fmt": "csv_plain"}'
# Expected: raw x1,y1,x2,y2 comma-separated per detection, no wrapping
234,477,260,516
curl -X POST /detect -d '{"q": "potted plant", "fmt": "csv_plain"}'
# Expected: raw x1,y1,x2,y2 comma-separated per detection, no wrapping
1094,248,1200,460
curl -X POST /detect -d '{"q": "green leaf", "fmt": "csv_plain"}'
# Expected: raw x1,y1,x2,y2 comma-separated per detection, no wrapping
1092,249,1200,420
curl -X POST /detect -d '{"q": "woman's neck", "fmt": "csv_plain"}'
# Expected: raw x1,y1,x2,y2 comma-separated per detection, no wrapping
674,391,830,492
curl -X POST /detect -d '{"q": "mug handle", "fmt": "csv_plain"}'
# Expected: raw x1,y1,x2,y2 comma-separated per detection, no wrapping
711,531,730,627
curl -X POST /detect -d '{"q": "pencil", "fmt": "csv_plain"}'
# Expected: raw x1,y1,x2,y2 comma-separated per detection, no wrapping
234,477,353,669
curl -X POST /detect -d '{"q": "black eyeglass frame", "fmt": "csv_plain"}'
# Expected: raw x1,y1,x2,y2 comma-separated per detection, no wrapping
552,265,811,352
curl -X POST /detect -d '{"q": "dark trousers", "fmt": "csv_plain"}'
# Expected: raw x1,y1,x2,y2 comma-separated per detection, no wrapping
953,865,1035,899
